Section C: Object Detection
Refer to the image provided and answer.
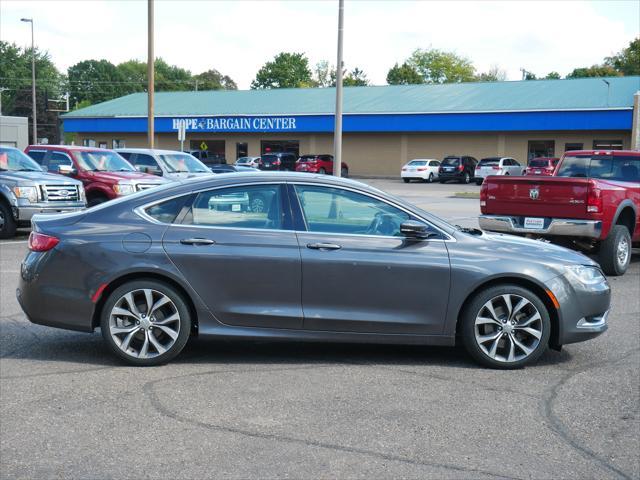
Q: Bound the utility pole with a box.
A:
[21,18,37,144]
[147,0,155,148]
[333,0,344,177]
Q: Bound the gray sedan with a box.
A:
[17,173,610,368]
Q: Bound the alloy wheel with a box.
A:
[617,236,630,269]
[250,196,266,213]
[474,294,543,363]
[108,289,180,359]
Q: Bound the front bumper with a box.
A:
[16,203,86,222]
[479,215,602,239]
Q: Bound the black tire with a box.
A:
[403,178,410,183]
[100,279,192,366]
[319,167,327,175]
[475,179,483,186]
[0,201,17,239]
[462,172,471,184]
[439,179,447,184]
[598,225,631,276]
[341,167,348,178]
[460,284,551,369]
[427,173,434,183]
[88,195,109,207]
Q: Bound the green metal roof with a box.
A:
[64,76,640,118]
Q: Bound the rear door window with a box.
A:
[48,152,74,172]
[26,150,46,164]
[441,157,460,166]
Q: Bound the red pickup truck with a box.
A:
[25,145,167,206]
[479,150,639,276]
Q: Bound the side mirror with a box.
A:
[400,221,436,240]
[58,164,75,175]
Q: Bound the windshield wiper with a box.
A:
[455,225,483,235]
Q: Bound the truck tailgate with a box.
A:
[483,176,591,218]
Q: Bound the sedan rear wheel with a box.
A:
[461,285,550,368]
[100,280,191,366]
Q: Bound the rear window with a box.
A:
[556,155,640,181]
[299,155,317,162]
[479,158,500,166]
[441,157,460,166]
[262,155,277,162]
[529,159,551,168]
[407,161,428,166]
[145,196,187,224]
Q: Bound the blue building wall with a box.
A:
[63,109,632,134]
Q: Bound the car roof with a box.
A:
[116,148,190,155]
[563,150,640,157]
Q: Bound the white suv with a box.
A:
[474,157,524,185]
[401,159,441,183]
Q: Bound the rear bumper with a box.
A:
[479,215,602,239]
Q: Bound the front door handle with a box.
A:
[180,238,216,246]
[306,242,342,251]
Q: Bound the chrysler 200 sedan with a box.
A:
[17,173,610,368]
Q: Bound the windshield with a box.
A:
[74,151,135,172]
[529,159,552,168]
[479,158,500,166]
[236,157,252,164]
[0,147,43,172]
[441,157,460,166]
[158,153,209,173]
[407,160,428,166]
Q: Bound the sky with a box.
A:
[1,0,638,89]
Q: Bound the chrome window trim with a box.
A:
[133,179,455,242]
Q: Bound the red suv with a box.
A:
[525,157,560,176]
[25,145,168,206]
[295,154,349,177]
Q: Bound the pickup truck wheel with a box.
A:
[0,201,17,239]
[461,284,550,369]
[598,225,631,276]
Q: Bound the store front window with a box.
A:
[527,140,555,160]
[261,140,299,157]
[593,140,623,150]
[565,143,583,152]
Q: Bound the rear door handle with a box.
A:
[180,238,215,246]
[306,242,341,251]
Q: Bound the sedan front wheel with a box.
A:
[461,285,550,369]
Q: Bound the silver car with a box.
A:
[17,173,609,368]
[116,148,212,181]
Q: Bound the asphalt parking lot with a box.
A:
[1,179,638,479]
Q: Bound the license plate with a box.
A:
[534,170,541,174]
[524,217,545,229]
[445,167,454,171]
[264,163,270,167]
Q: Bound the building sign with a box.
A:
[171,117,297,132]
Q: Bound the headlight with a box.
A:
[565,265,606,286]
[12,186,39,203]
[113,183,135,196]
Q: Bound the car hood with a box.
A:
[164,171,212,180]
[89,171,169,184]
[0,170,82,185]
[460,231,598,270]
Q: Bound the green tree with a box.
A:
[193,69,237,90]
[475,65,507,82]
[545,71,561,79]
[343,67,369,86]
[154,58,192,91]
[407,48,476,83]
[566,65,620,78]
[313,60,333,87]
[605,37,640,75]
[116,59,146,93]
[0,41,64,143]
[386,62,422,85]
[68,59,126,106]
[251,52,313,89]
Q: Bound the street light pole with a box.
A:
[333,0,344,177]
[147,0,155,148]
[21,18,37,144]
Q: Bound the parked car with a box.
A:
[438,156,478,184]
[25,145,168,207]
[479,150,640,276]
[295,154,349,177]
[259,152,297,171]
[525,157,560,176]
[0,146,85,238]
[401,159,440,183]
[210,164,237,174]
[18,172,610,368]
[474,157,524,185]
[116,148,212,180]
[235,156,261,168]
[183,150,226,168]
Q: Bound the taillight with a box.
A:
[275,159,281,165]
[29,232,60,252]
[492,166,500,170]
[402,167,407,171]
[586,181,602,213]
[480,181,488,208]
[438,167,443,172]
[417,167,427,171]
[458,165,464,171]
